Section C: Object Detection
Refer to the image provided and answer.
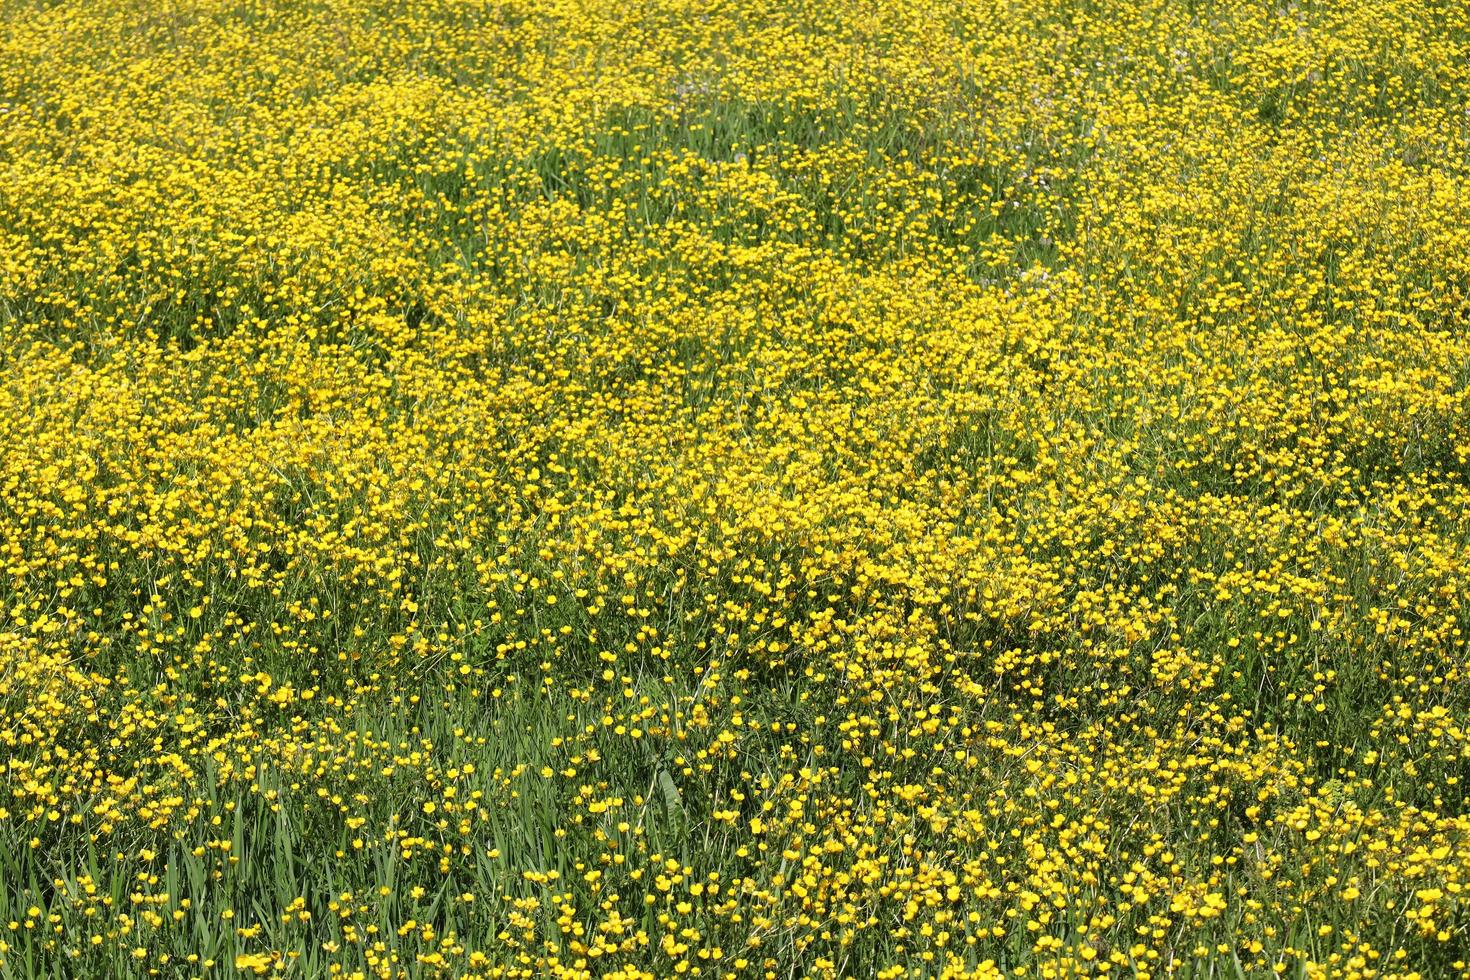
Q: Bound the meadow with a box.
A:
[0,0,1468,976]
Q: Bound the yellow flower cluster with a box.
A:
[1,0,1468,977]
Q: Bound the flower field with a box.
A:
[1,0,1469,976]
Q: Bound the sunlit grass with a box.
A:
[0,0,1468,977]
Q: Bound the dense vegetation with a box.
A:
[1,0,1468,976]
